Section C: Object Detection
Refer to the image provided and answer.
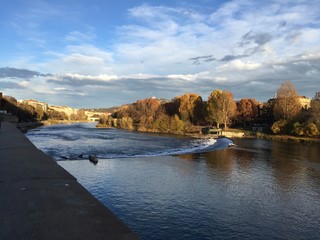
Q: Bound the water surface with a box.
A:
[27,123,320,240]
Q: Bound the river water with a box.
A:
[26,122,320,240]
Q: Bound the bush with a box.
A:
[305,123,319,137]
[118,117,134,130]
[271,120,288,134]
[292,122,304,136]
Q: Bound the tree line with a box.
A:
[99,80,320,137]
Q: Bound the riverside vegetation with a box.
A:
[1,80,319,141]
[98,81,320,141]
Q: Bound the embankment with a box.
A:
[0,122,138,240]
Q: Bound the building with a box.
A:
[298,96,311,109]
[22,99,49,112]
[274,93,311,109]
[49,105,79,117]
[315,92,320,100]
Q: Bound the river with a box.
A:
[26,122,320,240]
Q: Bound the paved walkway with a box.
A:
[0,122,139,240]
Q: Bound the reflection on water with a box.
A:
[27,124,320,240]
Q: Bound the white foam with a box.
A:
[136,138,218,157]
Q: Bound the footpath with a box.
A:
[0,121,139,240]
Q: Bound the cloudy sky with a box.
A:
[1,0,319,108]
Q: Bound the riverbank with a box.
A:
[254,132,320,143]
[0,122,138,240]
[24,120,319,144]
[96,123,320,144]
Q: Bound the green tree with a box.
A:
[271,119,288,134]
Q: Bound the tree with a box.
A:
[177,93,204,125]
[219,91,237,129]
[273,80,301,121]
[309,99,320,129]
[34,105,45,121]
[206,89,223,128]
[237,98,259,126]
[271,119,288,134]
[47,109,68,120]
[304,123,319,136]
[259,99,275,124]
[114,98,161,131]
[98,114,107,125]
[207,90,236,129]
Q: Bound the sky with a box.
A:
[0,0,319,108]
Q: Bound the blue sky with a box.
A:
[1,0,320,108]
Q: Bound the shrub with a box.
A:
[305,123,319,137]
[271,120,287,134]
[292,122,304,136]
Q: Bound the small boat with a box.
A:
[89,154,98,164]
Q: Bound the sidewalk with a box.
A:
[0,122,139,240]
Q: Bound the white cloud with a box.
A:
[65,31,96,43]
[2,0,320,107]
[17,80,30,88]
[63,54,104,65]
[63,73,118,81]
[39,44,114,75]
[219,60,262,71]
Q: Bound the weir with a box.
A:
[0,121,139,240]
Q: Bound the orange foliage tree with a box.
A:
[237,98,259,126]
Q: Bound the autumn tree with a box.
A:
[309,99,320,129]
[162,98,180,117]
[219,91,237,129]
[273,80,301,121]
[1,97,35,121]
[47,109,68,120]
[117,98,162,131]
[76,109,87,121]
[259,99,275,124]
[34,105,45,121]
[237,98,259,126]
[206,89,223,128]
[98,114,107,125]
[176,93,204,125]
[207,90,236,129]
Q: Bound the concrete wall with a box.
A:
[222,131,245,138]
[0,122,139,240]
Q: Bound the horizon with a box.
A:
[1,0,319,108]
